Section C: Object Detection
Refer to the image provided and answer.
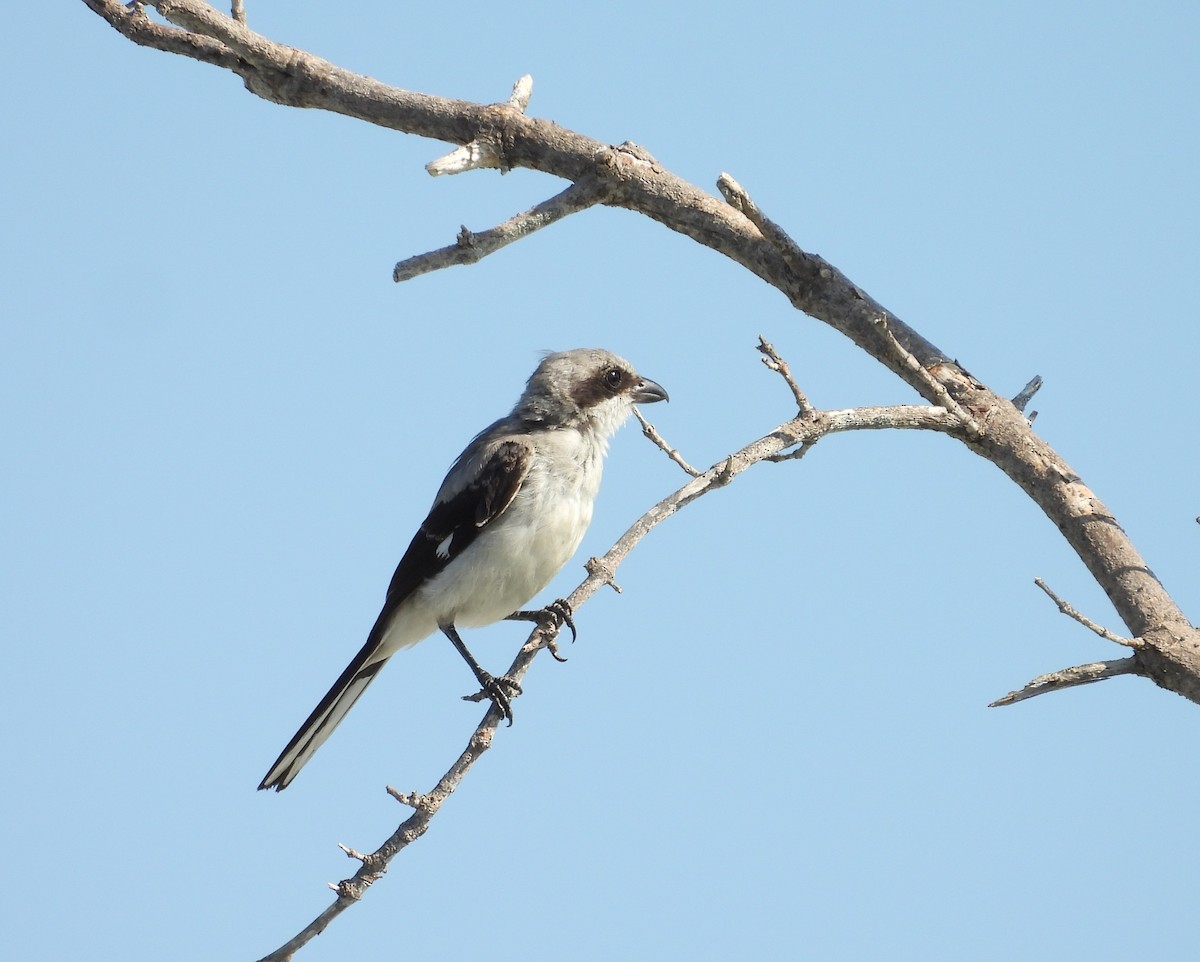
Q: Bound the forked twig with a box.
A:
[757,336,813,414]
[989,579,1142,708]
[633,407,701,477]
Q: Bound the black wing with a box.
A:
[379,436,534,610]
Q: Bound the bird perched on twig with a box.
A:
[259,348,668,791]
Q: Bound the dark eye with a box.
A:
[603,368,625,390]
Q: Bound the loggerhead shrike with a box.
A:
[259,348,668,791]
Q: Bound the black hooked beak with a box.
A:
[632,377,669,404]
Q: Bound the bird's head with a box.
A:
[515,348,668,436]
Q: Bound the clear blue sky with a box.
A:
[5,2,1199,960]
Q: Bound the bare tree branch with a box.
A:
[989,580,1144,708]
[989,658,1139,708]
[79,2,1200,953]
[393,179,610,281]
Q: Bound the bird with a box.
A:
[258,348,668,791]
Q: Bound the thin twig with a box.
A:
[1034,578,1140,648]
[633,407,701,477]
[394,180,609,282]
[230,0,244,24]
[757,336,813,414]
[988,657,1139,707]
[873,313,984,437]
[337,844,367,863]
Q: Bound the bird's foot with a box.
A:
[507,598,576,662]
[543,598,577,641]
[462,672,522,726]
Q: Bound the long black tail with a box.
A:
[257,644,389,792]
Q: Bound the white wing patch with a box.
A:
[436,535,453,559]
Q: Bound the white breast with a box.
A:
[416,425,605,630]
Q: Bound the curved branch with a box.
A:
[82,1,1200,948]
[989,658,1140,708]
[255,374,969,958]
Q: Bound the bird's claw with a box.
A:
[506,599,577,662]
[463,672,522,726]
[540,599,576,662]
[543,598,577,643]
